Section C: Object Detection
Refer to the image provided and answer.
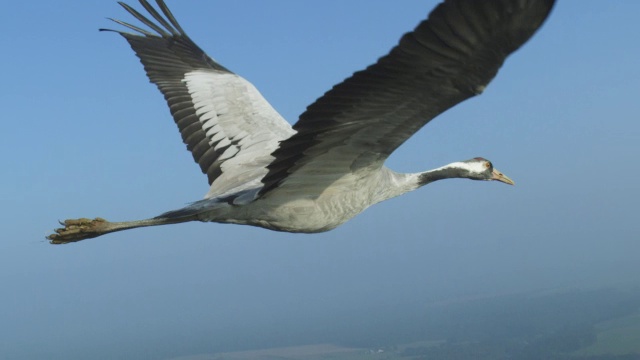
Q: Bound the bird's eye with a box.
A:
[484,161,492,169]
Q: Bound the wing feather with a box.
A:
[104,0,294,198]
[260,0,555,197]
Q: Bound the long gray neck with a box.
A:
[377,164,470,203]
[417,165,469,186]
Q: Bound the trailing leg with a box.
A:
[47,215,197,244]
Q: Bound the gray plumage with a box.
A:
[48,0,554,244]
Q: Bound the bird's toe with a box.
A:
[47,217,109,244]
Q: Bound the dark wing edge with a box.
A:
[101,0,243,186]
[259,0,555,197]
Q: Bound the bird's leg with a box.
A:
[47,216,196,245]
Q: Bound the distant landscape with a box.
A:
[171,286,640,360]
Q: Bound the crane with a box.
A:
[48,0,555,244]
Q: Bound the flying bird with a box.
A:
[48,0,555,244]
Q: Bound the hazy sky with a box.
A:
[1,1,639,359]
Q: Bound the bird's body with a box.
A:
[165,166,408,233]
[48,0,555,244]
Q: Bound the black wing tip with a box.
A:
[105,0,182,38]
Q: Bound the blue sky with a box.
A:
[1,1,639,359]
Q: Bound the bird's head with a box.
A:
[457,157,515,185]
[417,157,515,186]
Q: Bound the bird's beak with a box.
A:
[492,168,515,185]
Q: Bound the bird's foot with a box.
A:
[47,217,110,244]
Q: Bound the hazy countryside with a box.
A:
[167,285,640,360]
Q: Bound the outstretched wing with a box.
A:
[105,0,294,198]
[260,0,555,198]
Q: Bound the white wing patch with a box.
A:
[183,70,295,198]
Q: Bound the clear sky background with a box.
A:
[1,1,639,359]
